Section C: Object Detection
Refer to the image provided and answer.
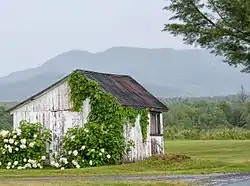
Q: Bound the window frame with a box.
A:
[150,111,162,136]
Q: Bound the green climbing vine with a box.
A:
[67,71,149,145]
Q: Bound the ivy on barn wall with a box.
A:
[67,71,149,143]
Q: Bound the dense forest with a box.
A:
[1,88,250,139]
[162,87,250,130]
[160,87,250,139]
[163,100,250,130]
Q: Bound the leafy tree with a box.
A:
[0,106,12,130]
[163,94,250,130]
[237,85,249,103]
[239,102,250,128]
[218,100,233,125]
[163,0,250,72]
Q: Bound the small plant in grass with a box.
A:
[0,120,51,170]
[148,154,191,163]
[50,122,135,169]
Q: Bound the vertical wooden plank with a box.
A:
[12,81,72,113]
[122,123,131,162]
[145,112,151,157]
[50,111,67,155]
[160,112,164,154]
[13,113,17,129]
[82,98,90,124]
[52,112,58,153]
[64,111,72,132]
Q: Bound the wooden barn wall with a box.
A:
[11,81,71,113]
[151,136,164,154]
[123,112,151,162]
[11,81,164,161]
[11,81,91,154]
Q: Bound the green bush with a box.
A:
[51,122,135,169]
[0,119,136,170]
[0,120,51,169]
[164,127,250,140]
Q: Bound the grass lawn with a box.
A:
[0,181,189,186]
[0,140,249,184]
[165,140,250,163]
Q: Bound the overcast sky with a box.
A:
[0,0,190,77]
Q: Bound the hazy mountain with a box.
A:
[1,47,250,101]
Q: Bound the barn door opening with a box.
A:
[150,111,162,155]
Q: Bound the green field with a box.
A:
[165,140,250,163]
[0,140,249,185]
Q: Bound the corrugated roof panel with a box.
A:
[81,70,167,111]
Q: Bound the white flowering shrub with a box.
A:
[0,120,51,169]
[50,122,120,169]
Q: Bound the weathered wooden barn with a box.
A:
[8,69,168,162]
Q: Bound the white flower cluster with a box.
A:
[3,157,46,170]
[0,123,114,171]
[51,146,111,169]
[0,127,49,170]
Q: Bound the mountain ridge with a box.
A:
[0,47,250,101]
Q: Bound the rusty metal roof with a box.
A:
[81,70,168,111]
[8,69,168,112]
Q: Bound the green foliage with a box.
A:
[163,0,250,72]
[139,109,149,142]
[163,93,250,140]
[164,98,250,130]
[0,106,12,130]
[165,127,250,140]
[0,120,51,169]
[164,100,231,130]
[51,122,125,169]
[66,71,148,166]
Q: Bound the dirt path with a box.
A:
[0,173,249,186]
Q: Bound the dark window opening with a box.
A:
[150,112,161,135]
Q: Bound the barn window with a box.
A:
[150,112,161,135]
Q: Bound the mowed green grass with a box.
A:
[0,140,249,181]
[165,140,250,163]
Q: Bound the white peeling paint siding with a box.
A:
[151,136,164,154]
[11,82,71,113]
[10,80,164,162]
[10,81,91,154]
[123,112,164,162]
[160,112,165,154]
[123,114,151,162]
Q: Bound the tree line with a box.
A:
[163,88,250,130]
